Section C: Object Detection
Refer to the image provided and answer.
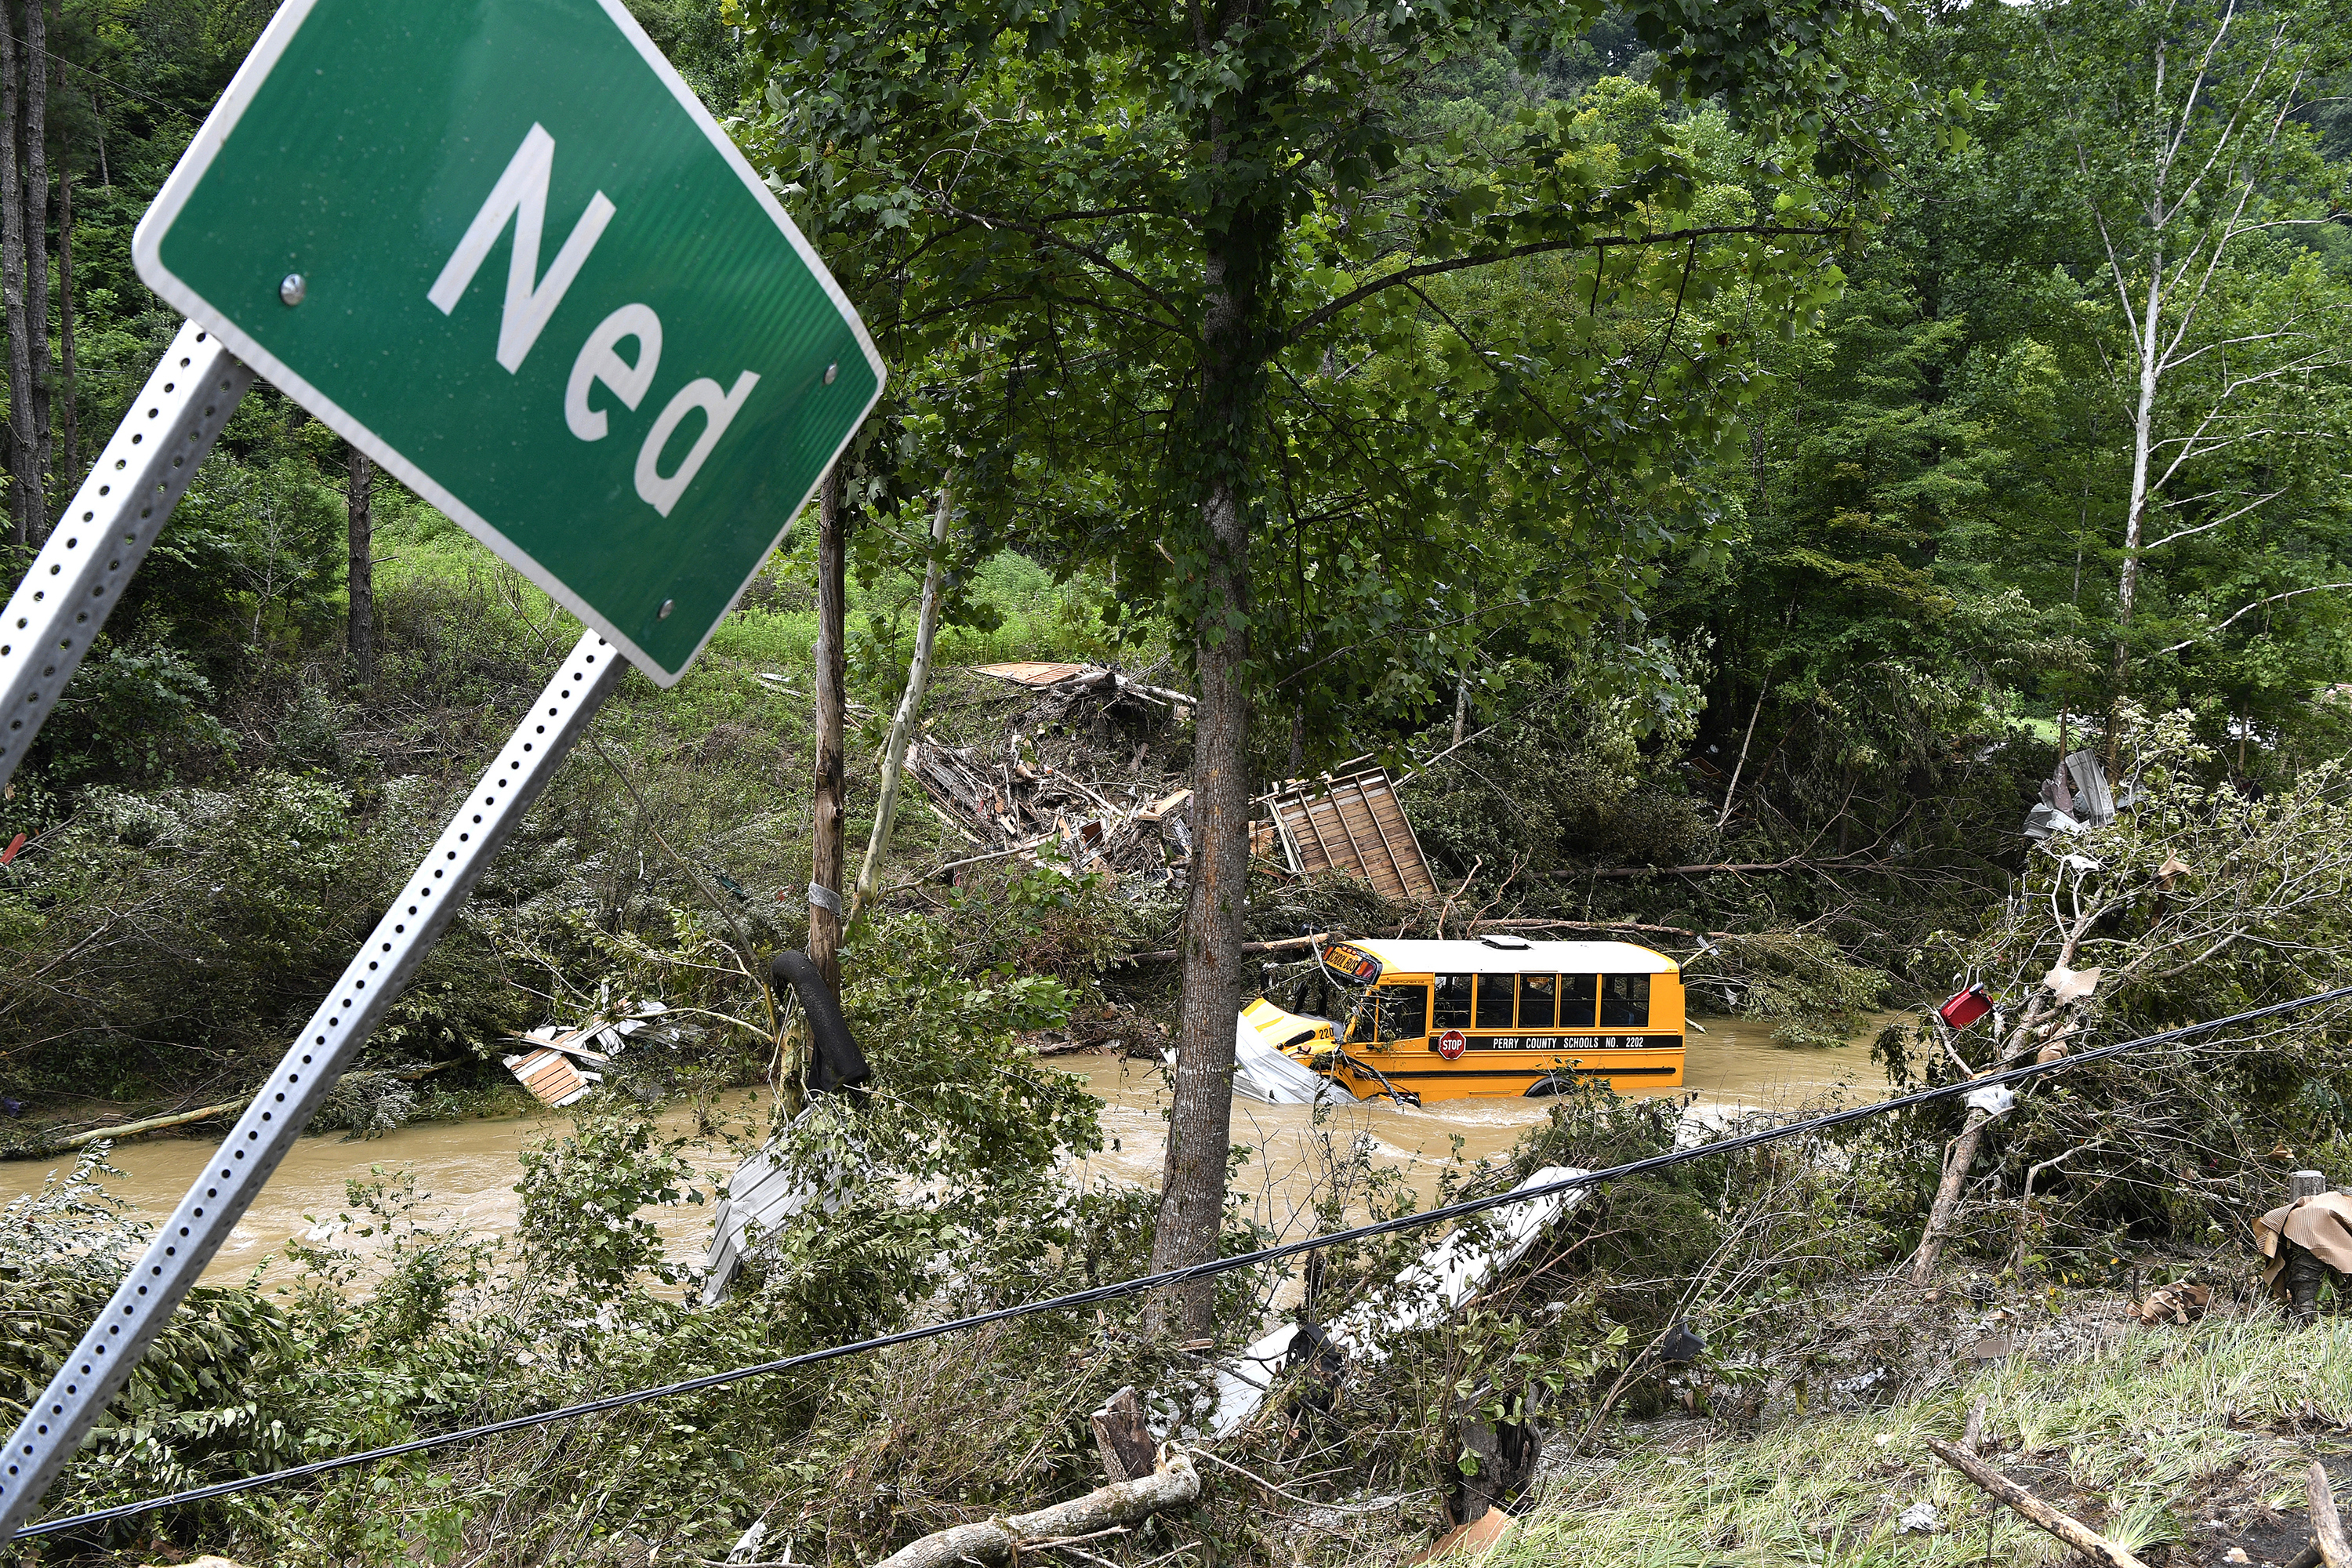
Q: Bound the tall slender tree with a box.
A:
[806,462,849,998]
[746,0,1889,1330]
[20,0,48,533]
[0,9,31,546]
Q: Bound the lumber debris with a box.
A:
[873,1450,1200,1568]
[500,1001,677,1108]
[1259,759,1438,900]
[1926,1436,2150,1568]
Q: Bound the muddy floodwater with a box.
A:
[2,1012,1901,1287]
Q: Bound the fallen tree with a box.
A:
[874,1451,1200,1568]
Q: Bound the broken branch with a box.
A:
[2310,1461,2351,1568]
[873,1453,1200,1568]
[1927,1437,2150,1568]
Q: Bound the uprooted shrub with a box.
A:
[1886,708,2352,1274]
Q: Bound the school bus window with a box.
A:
[1376,986,1428,1042]
[1518,974,1556,1029]
[1434,975,1473,1029]
[1475,974,1515,1030]
[1602,972,1650,1028]
[1562,974,1598,1029]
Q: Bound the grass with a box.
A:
[1492,1306,2350,1567]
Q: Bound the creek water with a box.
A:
[2,1011,1902,1287]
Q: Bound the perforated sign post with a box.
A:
[0,0,879,1535]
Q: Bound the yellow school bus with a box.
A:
[1243,934,1686,1103]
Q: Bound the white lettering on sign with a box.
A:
[566,303,662,441]
[429,124,616,373]
[635,371,759,516]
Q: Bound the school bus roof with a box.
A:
[1330,938,1678,977]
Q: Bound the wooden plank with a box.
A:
[1267,767,1436,898]
[1337,773,1412,897]
[971,660,1095,688]
[1362,778,1438,897]
[1281,791,1343,877]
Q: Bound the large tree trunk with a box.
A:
[53,163,70,485]
[0,13,30,546]
[1149,188,1271,1334]
[21,0,48,539]
[851,479,952,924]
[346,442,376,686]
[806,460,848,997]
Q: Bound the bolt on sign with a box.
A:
[132,0,884,683]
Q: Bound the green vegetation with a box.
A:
[0,0,2347,1561]
[1498,1308,2352,1567]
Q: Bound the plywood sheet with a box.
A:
[971,660,1097,688]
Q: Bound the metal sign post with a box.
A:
[0,630,623,1532]
[0,322,252,794]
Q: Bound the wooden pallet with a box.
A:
[1263,763,1438,901]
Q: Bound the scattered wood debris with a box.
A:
[1261,760,1438,900]
[499,1001,675,1108]
[908,730,1194,886]
[971,659,1194,714]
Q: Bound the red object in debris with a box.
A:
[1939,984,1991,1029]
[0,833,24,866]
[1436,1029,1468,1061]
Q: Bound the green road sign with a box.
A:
[132,0,884,684]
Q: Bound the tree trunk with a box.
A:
[851,479,951,924]
[806,460,848,997]
[21,0,49,539]
[2109,250,2163,769]
[346,442,376,686]
[1908,989,2061,1283]
[875,1454,1200,1568]
[53,163,70,485]
[0,13,30,547]
[1149,182,1271,1331]
[1150,477,1254,1334]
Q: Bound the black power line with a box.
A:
[16,983,2352,1541]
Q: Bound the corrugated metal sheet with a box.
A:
[1265,764,1438,901]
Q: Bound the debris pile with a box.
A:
[500,1001,677,1108]
[906,661,1203,887]
[2023,747,2137,840]
[906,667,1439,915]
